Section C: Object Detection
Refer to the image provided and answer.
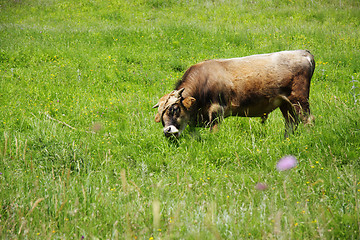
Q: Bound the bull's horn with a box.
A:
[152,103,159,108]
[176,88,185,98]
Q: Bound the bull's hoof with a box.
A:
[304,115,315,126]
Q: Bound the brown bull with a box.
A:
[153,50,315,138]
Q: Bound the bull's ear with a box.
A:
[153,102,159,108]
[155,113,161,122]
[182,97,196,110]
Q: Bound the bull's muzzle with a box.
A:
[163,125,179,138]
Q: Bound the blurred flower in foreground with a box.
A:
[91,122,102,133]
[255,182,268,191]
[276,155,297,171]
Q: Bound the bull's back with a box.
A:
[218,50,313,80]
[213,50,314,116]
[217,50,312,92]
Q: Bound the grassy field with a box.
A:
[1,0,360,239]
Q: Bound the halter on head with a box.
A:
[154,88,185,122]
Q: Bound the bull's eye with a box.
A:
[169,105,180,116]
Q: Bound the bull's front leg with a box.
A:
[261,113,268,124]
[208,103,225,132]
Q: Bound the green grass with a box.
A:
[1,0,360,239]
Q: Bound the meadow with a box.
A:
[0,0,359,239]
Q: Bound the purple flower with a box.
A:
[255,182,268,191]
[276,155,297,171]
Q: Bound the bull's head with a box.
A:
[153,88,196,138]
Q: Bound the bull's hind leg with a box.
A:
[289,73,314,125]
[279,97,300,138]
[291,100,315,125]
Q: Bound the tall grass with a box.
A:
[1,0,359,238]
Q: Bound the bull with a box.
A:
[153,50,315,138]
